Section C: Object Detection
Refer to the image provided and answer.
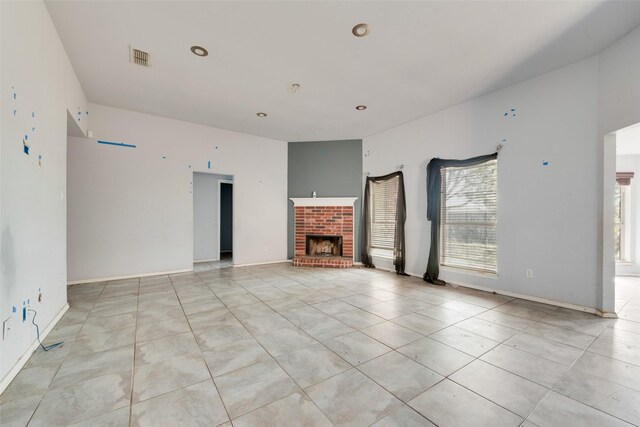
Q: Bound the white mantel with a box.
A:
[289,197,358,207]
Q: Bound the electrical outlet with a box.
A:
[526,269,534,278]
[3,317,13,340]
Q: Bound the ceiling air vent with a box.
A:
[130,47,150,67]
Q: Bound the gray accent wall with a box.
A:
[288,139,363,261]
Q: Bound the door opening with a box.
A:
[193,172,233,270]
[613,123,640,315]
[219,179,233,264]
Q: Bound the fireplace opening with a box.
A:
[306,235,343,257]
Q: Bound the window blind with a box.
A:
[440,160,497,273]
[371,176,399,253]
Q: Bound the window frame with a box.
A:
[439,160,498,275]
[615,182,631,263]
[369,178,398,259]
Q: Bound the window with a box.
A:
[440,160,497,273]
[615,181,630,262]
[370,176,399,258]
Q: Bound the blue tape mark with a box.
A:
[27,299,30,304]
[12,306,16,313]
[13,92,16,100]
[23,143,30,155]
[543,161,549,166]
[208,161,211,169]
[97,140,136,148]
[24,134,28,141]
[504,112,508,117]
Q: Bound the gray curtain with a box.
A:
[361,171,408,275]
[424,153,498,285]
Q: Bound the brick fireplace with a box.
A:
[290,197,357,268]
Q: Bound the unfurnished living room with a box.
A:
[1,1,640,426]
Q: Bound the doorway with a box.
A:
[193,172,233,270]
[219,179,233,266]
[613,123,640,316]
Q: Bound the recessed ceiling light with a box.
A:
[256,112,267,117]
[352,23,370,37]
[190,46,208,57]
[355,105,367,111]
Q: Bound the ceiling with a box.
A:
[45,1,640,142]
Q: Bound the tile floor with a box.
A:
[1,264,639,426]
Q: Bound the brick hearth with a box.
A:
[290,198,357,268]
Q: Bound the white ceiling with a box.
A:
[45,1,640,142]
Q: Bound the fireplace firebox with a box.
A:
[306,235,342,257]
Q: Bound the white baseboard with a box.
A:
[234,259,292,267]
[400,271,616,318]
[194,258,219,263]
[0,303,69,394]
[67,268,192,285]
[443,279,615,318]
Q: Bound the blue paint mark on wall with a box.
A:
[97,140,136,148]
[543,161,549,166]
[208,161,211,169]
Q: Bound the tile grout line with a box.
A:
[23,283,104,426]
[170,271,236,426]
[127,277,141,427]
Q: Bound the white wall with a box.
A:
[193,172,231,261]
[1,1,88,384]
[364,57,601,309]
[67,103,287,282]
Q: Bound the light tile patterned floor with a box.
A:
[1,264,639,426]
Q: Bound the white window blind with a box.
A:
[370,176,399,257]
[441,160,497,274]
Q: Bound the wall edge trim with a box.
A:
[68,268,192,285]
[396,270,616,318]
[234,259,292,267]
